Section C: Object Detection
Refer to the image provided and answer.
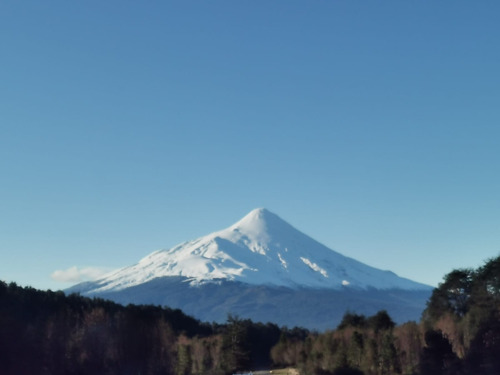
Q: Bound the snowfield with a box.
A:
[85,208,430,294]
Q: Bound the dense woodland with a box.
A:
[0,280,293,375]
[1,255,500,375]
[272,255,500,375]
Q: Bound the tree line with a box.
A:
[1,254,500,374]
[0,281,307,375]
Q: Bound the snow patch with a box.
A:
[278,253,288,269]
[300,257,329,278]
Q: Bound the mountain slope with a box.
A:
[71,278,430,331]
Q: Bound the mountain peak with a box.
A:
[248,207,270,215]
[233,207,270,225]
[84,209,431,293]
[230,208,290,239]
[234,208,278,224]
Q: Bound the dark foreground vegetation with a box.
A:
[0,280,297,375]
[272,255,500,375]
[1,255,499,375]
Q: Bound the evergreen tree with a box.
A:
[337,312,367,330]
[419,330,462,375]
[368,310,395,333]
[176,344,192,375]
[425,269,473,322]
[221,315,251,374]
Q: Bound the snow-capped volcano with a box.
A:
[86,208,429,293]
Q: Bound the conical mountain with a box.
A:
[81,208,429,294]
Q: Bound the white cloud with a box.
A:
[51,266,114,283]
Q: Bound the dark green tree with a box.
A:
[368,310,395,333]
[221,315,251,374]
[419,330,462,375]
[379,332,400,375]
[425,269,474,321]
[337,312,367,330]
[465,318,500,375]
[348,331,364,369]
[176,344,192,375]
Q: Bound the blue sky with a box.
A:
[1,1,499,290]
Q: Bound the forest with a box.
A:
[1,255,499,375]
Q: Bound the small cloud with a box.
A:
[51,266,114,283]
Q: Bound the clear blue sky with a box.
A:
[1,1,499,291]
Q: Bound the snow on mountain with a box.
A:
[86,208,429,293]
[68,208,433,329]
